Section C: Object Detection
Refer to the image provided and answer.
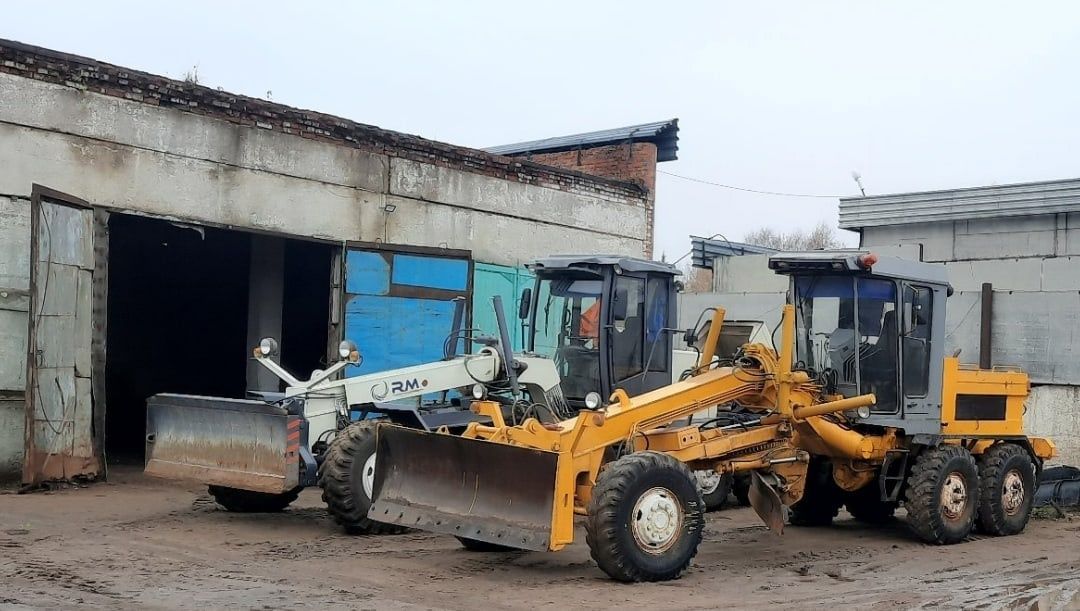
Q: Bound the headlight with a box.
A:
[338,340,359,361]
[584,391,602,410]
[257,338,278,357]
[472,383,487,400]
[856,406,871,419]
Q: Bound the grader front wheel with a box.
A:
[319,420,406,535]
[905,445,979,544]
[585,452,705,582]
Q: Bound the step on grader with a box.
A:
[369,251,1055,581]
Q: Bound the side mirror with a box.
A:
[518,288,532,320]
[612,288,629,321]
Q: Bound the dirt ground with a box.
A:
[1,469,1078,610]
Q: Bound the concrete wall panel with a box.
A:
[0,73,390,194]
[389,158,647,241]
[1025,385,1080,467]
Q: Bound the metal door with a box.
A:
[23,187,101,484]
[343,246,472,376]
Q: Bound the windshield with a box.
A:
[794,276,898,409]
[530,275,602,400]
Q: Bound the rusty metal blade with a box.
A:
[749,470,785,534]
[369,425,558,551]
[144,394,298,494]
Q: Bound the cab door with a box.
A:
[603,272,675,397]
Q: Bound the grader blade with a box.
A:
[749,470,786,534]
[369,425,559,551]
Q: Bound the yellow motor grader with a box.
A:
[368,251,1055,582]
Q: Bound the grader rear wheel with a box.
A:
[319,420,406,535]
[695,470,734,512]
[208,485,301,512]
[904,445,979,544]
[845,480,897,524]
[585,452,705,582]
[976,443,1036,536]
[789,457,843,526]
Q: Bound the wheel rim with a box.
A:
[694,470,722,495]
[361,452,376,500]
[940,472,968,520]
[1002,469,1025,516]
[631,487,683,554]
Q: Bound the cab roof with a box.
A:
[529,255,681,276]
[768,250,951,287]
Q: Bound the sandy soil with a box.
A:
[1,469,1078,610]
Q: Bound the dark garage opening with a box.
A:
[104,214,334,464]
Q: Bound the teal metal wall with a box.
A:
[471,262,534,351]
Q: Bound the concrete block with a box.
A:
[713,255,785,293]
[35,314,76,369]
[0,309,27,391]
[0,196,30,291]
[1063,228,1080,255]
[73,376,93,458]
[0,398,24,481]
[37,264,79,317]
[0,73,390,194]
[959,215,1056,235]
[943,259,1043,292]
[954,229,1056,260]
[862,223,955,262]
[1024,385,1080,467]
[1041,257,1080,291]
[74,269,92,378]
[388,158,645,237]
[38,202,93,268]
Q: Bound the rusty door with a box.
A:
[23,186,101,484]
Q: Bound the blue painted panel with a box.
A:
[345,251,390,296]
[472,262,534,351]
[344,294,458,375]
[392,254,469,291]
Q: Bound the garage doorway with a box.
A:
[103,214,335,464]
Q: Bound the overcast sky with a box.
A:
[6,2,1079,261]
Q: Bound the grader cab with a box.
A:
[368,251,1054,582]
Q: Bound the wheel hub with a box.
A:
[1002,469,1025,516]
[361,452,377,499]
[631,487,682,554]
[694,470,722,495]
[940,472,968,520]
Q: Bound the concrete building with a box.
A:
[679,179,1080,465]
[0,39,677,483]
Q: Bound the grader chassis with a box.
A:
[369,251,1055,581]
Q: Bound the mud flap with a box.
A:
[144,394,299,494]
[749,470,786,534]
[369,425,558,551]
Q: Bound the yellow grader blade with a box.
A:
[369,425,559,551]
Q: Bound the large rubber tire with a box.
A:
[454,536,518,552]
[904,445,979,545]
[844,480,897,524]
[585,451,705,582]
[975,443,1036,536]
[732,473,751,507]
[319,420,406,535]
[697,471,734,512]
[208,485,301,513]
[789,458,843,527]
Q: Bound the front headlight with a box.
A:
[472,383,487,400]
[856,405,871,419]
[584,391,602,410]
[257,337,278,357]
[338,340,359,361]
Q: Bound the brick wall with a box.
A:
[522,143,659,256]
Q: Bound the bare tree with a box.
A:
[743,221,842,251]
[680,265,713,294]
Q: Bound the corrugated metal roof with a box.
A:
[839,177,1080,229]
[690,236,776,268]
[485,119,679,162]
